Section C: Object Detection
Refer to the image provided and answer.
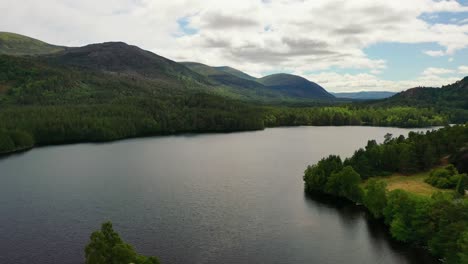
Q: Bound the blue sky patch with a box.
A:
[419,11,468,24]
[176,16,198,36]
[364,42,468,80]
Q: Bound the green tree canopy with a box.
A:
[85,222,160,264]
[363,179,387,218]
[325,166,363,202]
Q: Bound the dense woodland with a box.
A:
[263,106,447,127]
[303,125,468,263]
[0,54,456,154]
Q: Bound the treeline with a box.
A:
[345,125,468,177]
[264,106,448,128]
[303,125,468,263]
[0,103,450,154]
[0,94,265,153]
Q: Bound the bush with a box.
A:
[425,165,463,190]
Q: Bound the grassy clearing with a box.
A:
[362,171,450,197]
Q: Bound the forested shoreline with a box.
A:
[0,102,450,155]
[303,124,468,263]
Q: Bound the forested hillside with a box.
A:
[49,42,207,82]
[369,77,468,123]
[0,54,266,153]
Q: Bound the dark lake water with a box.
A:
[0,126,440,264]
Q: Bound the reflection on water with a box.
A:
[304,192,438,264]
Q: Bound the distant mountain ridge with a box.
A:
[0,32,334,101]
[2,32,465,106]
[332,91,396,100]
[182,62,334,100]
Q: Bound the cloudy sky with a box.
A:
[2,0,468,92]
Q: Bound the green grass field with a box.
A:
[383,172,447,196]
[362,171,451,197]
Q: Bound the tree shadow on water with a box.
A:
[303,191,365,230]
[303,190,440,264]
[364,218,440,264]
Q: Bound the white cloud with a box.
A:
[459,65,468,75]
[1,0,468,91]
[307,65,467,93]
[423,50,445,56]
[422,67,455,76]
[306,71,462,92]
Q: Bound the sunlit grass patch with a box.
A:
[363,171,450,197]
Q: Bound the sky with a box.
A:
[1,0,468,92]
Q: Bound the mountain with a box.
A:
[182,63,335,100]
[332,91,396,100]
[0,32,335,102]
[258,73,334,99]
[0,32,65,55]
[0,31,340,103]
[47,42,207,83]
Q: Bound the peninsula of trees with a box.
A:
[303,124,468,263]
